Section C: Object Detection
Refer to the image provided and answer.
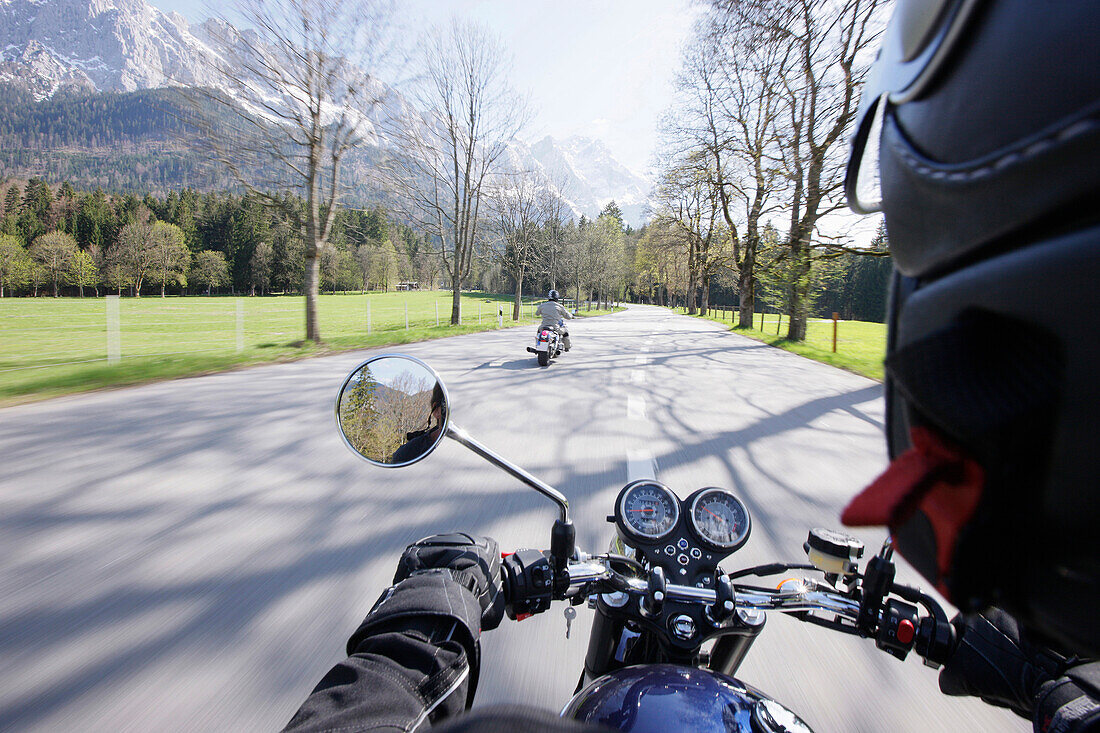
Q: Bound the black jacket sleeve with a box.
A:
[283,572,483,732]
[1034,662,1100,733]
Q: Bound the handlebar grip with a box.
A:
[915,616,957,666]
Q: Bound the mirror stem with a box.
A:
[446,423,570,523]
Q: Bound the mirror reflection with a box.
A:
[337,356,449,466]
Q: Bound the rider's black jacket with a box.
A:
[391,429,438,465]
[284,573,1100,733]
[282,572,600,732]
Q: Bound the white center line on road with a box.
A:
[627,449,657,482]
[627,394,646,420]
[630,370,645,384]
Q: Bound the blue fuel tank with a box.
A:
[560,664,812,733]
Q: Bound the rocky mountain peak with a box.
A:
[0,0,655,225]
[0,0,222,98]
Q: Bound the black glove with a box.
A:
[394,532,504,631]
[939,608,1064,719]
[1033,662,1100,733]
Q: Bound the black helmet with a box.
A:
[548,289,560,302]
[844,0,1100,656]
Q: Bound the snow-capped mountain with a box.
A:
[0,0,226,96]
[528,135,650,226]
[0,0,654,226]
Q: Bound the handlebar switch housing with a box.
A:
[858,551,896,636]
[502,549,554,619]
[641,567,667,618]
[876,598,920,660]
[706,575,736,626]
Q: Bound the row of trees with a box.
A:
[0,168,890,322]
[649,0,888,340]
[0,225,230,298]
[0,177,440,298]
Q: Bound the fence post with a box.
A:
[236,298,244,353]
[776,310,781,335]
[832,312,839,352]
[106,295,120,365]
[498,305,503,327]
[367,297,372,334]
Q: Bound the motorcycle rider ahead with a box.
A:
[285,1,1100,731]
[535,290,574,352]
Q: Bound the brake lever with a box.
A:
[856,539,896,637]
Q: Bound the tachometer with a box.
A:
[689,488,751,552]
[618,481,680,541]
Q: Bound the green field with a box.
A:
[0,291,616,404]
[672,306,887,380]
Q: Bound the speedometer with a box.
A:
[618,481,680,541]
[689,488,751,552]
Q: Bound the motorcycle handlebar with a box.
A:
[563,559,861,620]
[503,552,954,664]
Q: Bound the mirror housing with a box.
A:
[335,354,449,467]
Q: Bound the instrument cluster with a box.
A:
[613,480,751,587]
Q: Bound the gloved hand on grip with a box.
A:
[394,532,505,631]
[939,608,1064,719]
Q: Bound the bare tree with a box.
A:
[487,170,547,320]
[192,0,394,340]
[532,169,574,293]
[635,220,685,306]
[561,219,597,307]
[250,240,274,295]
[771,0,883,340]
[682,8,791,326]
[355,243,374,292]
[652,150,726,314]
[381,19,528,324]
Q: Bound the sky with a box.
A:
[149,0,703,181]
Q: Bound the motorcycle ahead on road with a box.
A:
[336,354,958,733]
[527,323,563,367]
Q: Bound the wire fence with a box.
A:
[0,292,625,401]
[0,292,560,377]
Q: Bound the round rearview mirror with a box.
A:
[336,355,450,467]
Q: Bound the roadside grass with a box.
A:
[670,306,886,380]
[0,291,622,405]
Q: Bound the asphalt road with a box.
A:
[0,304,1019,732]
